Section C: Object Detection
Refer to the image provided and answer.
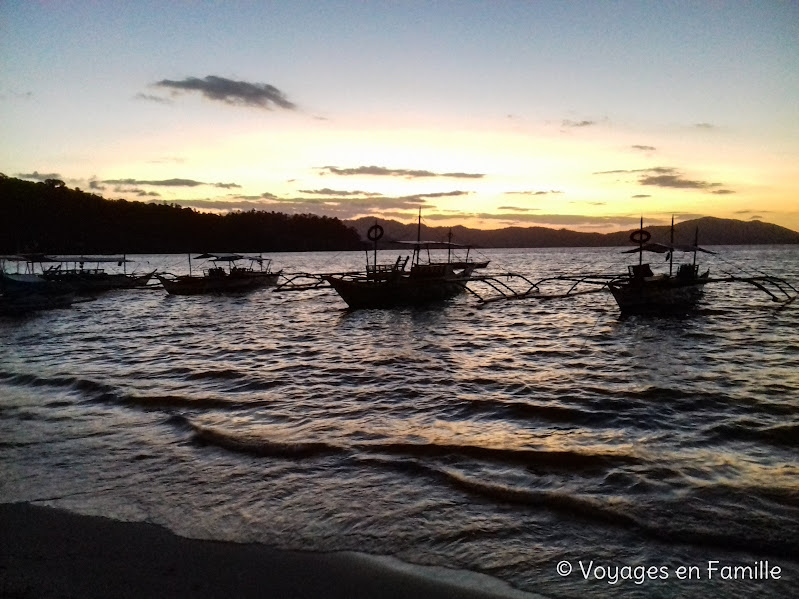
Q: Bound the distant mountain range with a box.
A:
[346,216,799,248]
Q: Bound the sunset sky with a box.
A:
[2,1,797,232]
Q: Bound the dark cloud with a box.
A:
[632,145,656,151]
[319,165,484,179]
[163,189,473,219]
[17,171,62,181]
[414,191,470,199]
[134,93,173,105]
[433,213,656,227]
[639,174,722,190]
[562,119,595,128]
[504,190,563,196]
[153,75,296,110]
[298,188,384,197]
[632,194,651,198]
[101,178,239,189]
[710,189,735,195]
[594,166,675,175]
[102,178,205,187]
[497,206,539,212]
[595,166,731,193]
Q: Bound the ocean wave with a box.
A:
[703,419,799,448]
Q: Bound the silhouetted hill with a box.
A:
[347,216,799,248]
[0,175,362,253]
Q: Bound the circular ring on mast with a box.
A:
[630,229,651,244]
[367,224,384,242]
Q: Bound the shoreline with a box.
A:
[1,502,541,599]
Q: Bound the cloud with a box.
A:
[102,178,206,187]
[562,119,595,128]
[639,174,722,189]
[497,206,539,212]
[153,75,296,110]
[298,188,384,197]
[100,178,239,189]
[632,194,651,198]
[444,213,658,227]
[504,190,563,196]
[319,165,484,179]
[17,171,62,181]
[414,190,470,199]
[632,145,656,151]
[694,123,715,129]
[134,93,173,105]
[161,188,476,220]
[595,166,731,193]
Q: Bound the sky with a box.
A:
[2,1,798,232]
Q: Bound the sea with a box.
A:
[1,246,798,599]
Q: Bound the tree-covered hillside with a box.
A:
[0,175,362,253]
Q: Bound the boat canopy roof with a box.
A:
[622,242,715,255]
[194,253,268,263]
[394,240,470,249]
[30,255,131,263]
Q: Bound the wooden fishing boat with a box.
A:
[0,272,76,314]
[156,254,281,295]
[322,215,488,309]
[32,255,155,292]
[607,218,711,314]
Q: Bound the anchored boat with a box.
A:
[319,215,488,309]
[473,218,797,313]
[608,218,711,314]
[156,253,281,295]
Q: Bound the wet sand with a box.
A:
[0,503,539,598]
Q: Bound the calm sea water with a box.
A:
[2,246,798,598]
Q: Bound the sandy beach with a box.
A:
[1,503,539,599]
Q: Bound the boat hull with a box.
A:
[156,272,280,296]
[41,270,155,292]
[323,275,468,309]
[608,277,708,314]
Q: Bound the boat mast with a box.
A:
[373,220,378,271]
[413,208,421,266]
[638,216,644,267]
[188,252,192,277]
[693,226,698,268]
[447,228,452,264]
[669,216,674,277]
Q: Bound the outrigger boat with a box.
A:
[278,214,489,309]
[0,259,77,315]
[472,218,797,313]
[2,254,154,294]
[156,253,281,295]
[37,255,155,292]
[607,218,711,314]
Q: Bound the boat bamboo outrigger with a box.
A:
[472,217,797,313]
[276,212,490,309]
[156,253,281,295]
[322,214,489,309]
